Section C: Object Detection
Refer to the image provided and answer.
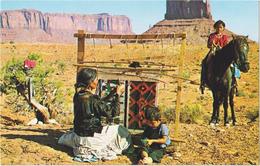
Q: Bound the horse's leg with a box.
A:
[210,91,218,125]
[215,100,220,125]
[230,87,236,125]
[216,92,223,125]
[216,98,221,125]
[223,95,229,126]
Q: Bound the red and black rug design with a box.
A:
[128,81,157,129]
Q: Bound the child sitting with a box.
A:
[138,106,171,164]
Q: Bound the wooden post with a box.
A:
[124,80,130,128]
[92,38,96,48]
[28,77,33,103]
[109,38,112,48]
[77,30,85,75]
[174,34,186,139]
[160,38,163,49]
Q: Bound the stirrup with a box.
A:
[235,87,239,96]
[200,84,205,94]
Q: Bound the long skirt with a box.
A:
[58,125,132,161]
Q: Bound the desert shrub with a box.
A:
[182,71,190,79]
[160,104,205,124]
[246,107,259,122]
[57,112,74,125]
[180,104,203,124]
[160,105,175,123]
[0,53,66,119]
[28,53,40,60]
[55,61,66,74]
[236,90,246,97]
[202,114,211,124]
[248,93,257,99]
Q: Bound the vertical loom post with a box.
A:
[124,80,130,128]
[77,30,85,75]
[174,34,186,138]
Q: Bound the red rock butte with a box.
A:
[0,9,133,43]
[145,0,234,44]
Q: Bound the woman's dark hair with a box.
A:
[76,68,97,87]
[145,106,161,121]
[214,20,226,29]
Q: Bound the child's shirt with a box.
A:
[207,32,229,48]
[142,123,171,148]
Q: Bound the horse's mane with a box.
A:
[217,37,248,60]
[212,38,237,78]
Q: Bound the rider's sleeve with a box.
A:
[207,33,215,48]
[223,35,229,46]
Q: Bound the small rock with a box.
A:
[200,141,210,146]
[173,152,181,159]
[167,156,173,160]
[27,118,38,126]
[48,119,59,125]
[38,121,43,125]
[234,152,239,157]
[216,128,225,132]
[248,160,256,165]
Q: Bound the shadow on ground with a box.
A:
[1,127,73,157]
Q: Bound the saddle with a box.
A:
[204,48,237,88]
[202,46,225,91]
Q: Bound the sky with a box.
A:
[1,0,259,42]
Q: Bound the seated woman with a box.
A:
[138,106,171,164]
[58,68,131,162]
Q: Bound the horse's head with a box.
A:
[232,35,250,72]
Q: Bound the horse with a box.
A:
[204,35,250,126]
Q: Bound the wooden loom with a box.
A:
[74,30,190,138]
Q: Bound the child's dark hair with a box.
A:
[76,68,97,87]
[214,20,225,29]
[145,106,161,121]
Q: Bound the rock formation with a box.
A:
[145,0,234,45]
[165,0,212,20]
[0,9,133,43]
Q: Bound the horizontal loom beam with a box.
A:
[74,33,187,40]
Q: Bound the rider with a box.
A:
[200,20,234,94]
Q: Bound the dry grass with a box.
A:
[0,42,259,164]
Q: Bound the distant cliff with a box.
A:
[144,0,233,45]
[0,9,133,43]
[165,0,212,20]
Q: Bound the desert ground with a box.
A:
[0,41,259,164]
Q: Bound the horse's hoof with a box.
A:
[232,122,236,126]
[210,123,216,128]
[224,123,230,127]
[210,119,217,124]
[215,122,219,126]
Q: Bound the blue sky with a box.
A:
[1,0,259,42]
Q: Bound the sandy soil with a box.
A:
[0,42,259,164]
